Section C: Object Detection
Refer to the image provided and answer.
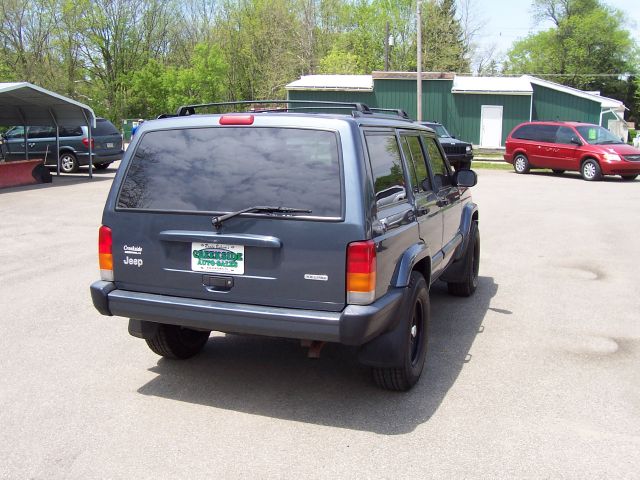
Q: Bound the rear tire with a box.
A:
[552,169,565,175]
[59,152,79,173]
[513,154,530,174]
[581,159,602,181]
[620,175,637,181]
[145,324,210,359]
[372,271,429,391]
[447,221,480,297]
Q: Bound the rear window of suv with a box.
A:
[117,127,342,217]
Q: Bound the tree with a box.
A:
[503,0,638,121]
[421,0,470,72]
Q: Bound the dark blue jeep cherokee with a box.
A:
[91,101,479,391]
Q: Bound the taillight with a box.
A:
[82,137,95,149]
[99,225,113,281]
[219,115,254,125]
[346,240,376,305]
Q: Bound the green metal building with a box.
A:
[286,72,627,147]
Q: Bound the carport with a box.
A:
[0,82,97,180]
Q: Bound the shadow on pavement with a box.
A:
[137,276,498,435]
[0,170,114,193]
[527,171,636,182]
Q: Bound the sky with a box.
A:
[475,0,640,60]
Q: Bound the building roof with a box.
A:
[372,71,455,80]
[523,75,623,110]
[0,82,95,127]
[285,73,625,111]
[286,75,373,91]
[452,76,533,95]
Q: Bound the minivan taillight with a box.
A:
[82,137,95,149]
[346,240,376,305]
[99,225,113,281]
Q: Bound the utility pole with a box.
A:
[384,21,390,71]
[416,0,423,121]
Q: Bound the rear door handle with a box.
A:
[437,199,448,207]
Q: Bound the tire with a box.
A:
[620,175,637,181]
[372,271,429,391]
[581,159,602,181]
[552,169,565,175]
[94,163,111,170]
[59,152,79,173]
[145,324,210,359]
[513,153,530,174]
[447,221,480,297]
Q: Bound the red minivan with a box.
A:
[504,121,640,181]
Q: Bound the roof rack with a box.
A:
[172,100,373,117]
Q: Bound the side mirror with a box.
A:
[455,169,477,187]
[570,136,582,146]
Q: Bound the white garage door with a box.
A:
[480,105,503,147]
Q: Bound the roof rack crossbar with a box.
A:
[369,108,411,119]
[174,99,372,116]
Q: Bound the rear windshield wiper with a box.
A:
[213,206,312,229]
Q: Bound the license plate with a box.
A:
[191,243,244,274]
[106,142,114,148]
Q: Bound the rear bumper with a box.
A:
[90,281,405,346]
[77,151,124,165]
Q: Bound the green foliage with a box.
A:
[422,0,470,72]
[318,47,366,74]
[503,0,639,120]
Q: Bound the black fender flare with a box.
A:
[391,241,430,288]
[455,202,478,261]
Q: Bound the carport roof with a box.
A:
[0,82,95,127]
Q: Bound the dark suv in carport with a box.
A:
[90,101,480,391]
[419,121,473,170]
[1,118,123,172]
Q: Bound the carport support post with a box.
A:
[49,109,60,176]
[17,107,29,161]
[82,110,93,179]
[416,0,423,122]
[24,125,29,161]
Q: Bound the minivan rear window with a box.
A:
[92,119,119,136]
[117,127,342,217]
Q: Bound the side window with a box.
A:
[422,136,452,190]
[61,126,83,137]
[513,125,535,140]
[526,124,558,143]
[6,127,25,139]
[556,126,575,144]
[27,126,55,139]
[365,133,407,208]
[400,135,432,193]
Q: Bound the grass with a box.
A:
[472,161,513,170]
[474,153,505,160]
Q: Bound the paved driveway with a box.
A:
[0,169,638,479]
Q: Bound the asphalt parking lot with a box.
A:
[1,167,639,479]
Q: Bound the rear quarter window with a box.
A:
[117,127,342,218]
[364,133,407,208]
